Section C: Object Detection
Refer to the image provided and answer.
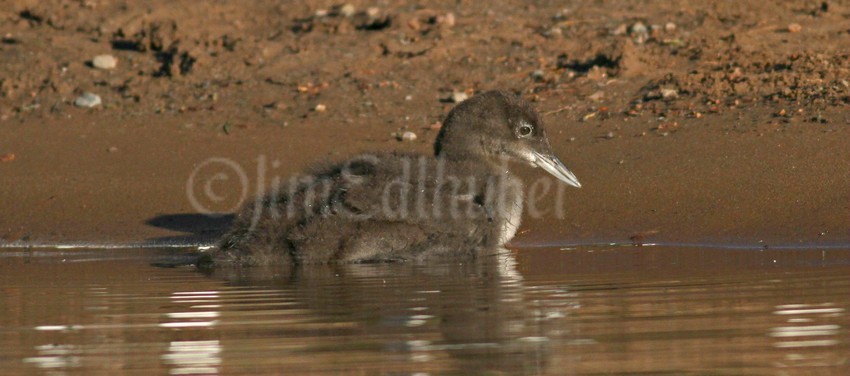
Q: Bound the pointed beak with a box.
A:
[531,151,581,188]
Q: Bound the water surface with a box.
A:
[1,246,848,375]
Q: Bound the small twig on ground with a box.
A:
[543,105,573,116]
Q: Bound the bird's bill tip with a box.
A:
[532,151,581,188]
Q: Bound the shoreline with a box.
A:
[2,1,848,248]
[2,109,848,247]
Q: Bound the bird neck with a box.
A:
[436,150,517,179]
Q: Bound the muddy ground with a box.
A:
[1,1,848,247]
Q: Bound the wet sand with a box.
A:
[1,109,848,248]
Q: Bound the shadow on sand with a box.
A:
[144,213,234,245]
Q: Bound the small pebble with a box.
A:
[450,91,468,103]
[612,24,628,36]
[660,87,678,100]
[107,146,118,153]
[314,9,329,17]
[92,54,117,70]
[339,3,356,17]
[664,22,676,32]
[787,23,802,33]
[408,17,423,30]
[394,131,417,141]
[553,8,570,21]
[631,21,649,43]
[588,91,605,101]
[441,12,456,27]
[587,66,607,81]
[530,70,545,82]
[314,104,327,112]
[544,27,563,38]
[74,92,102,108]
[0,153,15,162]
[404,95,413,101]
[401,131,417,141]
[605,131,615,139]
[265,101,287,111]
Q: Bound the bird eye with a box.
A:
[518,123,533,137]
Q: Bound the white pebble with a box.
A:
[631,21,649,43]
[631,22,648,34]
[340,3,356,17]
[588,91,605,101]
[74,92,102,108]
[545,27,563,38]
[401,131,417,141]
[314,104,327,112]
[451,91,468,103]
[660,87,679,99]
[531,69,546,81]
[441,12,456,27]
[92,54,117,70]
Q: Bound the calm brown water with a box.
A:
[1,246,848,375]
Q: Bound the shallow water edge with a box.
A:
[1,245,848,374]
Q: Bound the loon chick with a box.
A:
[209,90,580,266]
